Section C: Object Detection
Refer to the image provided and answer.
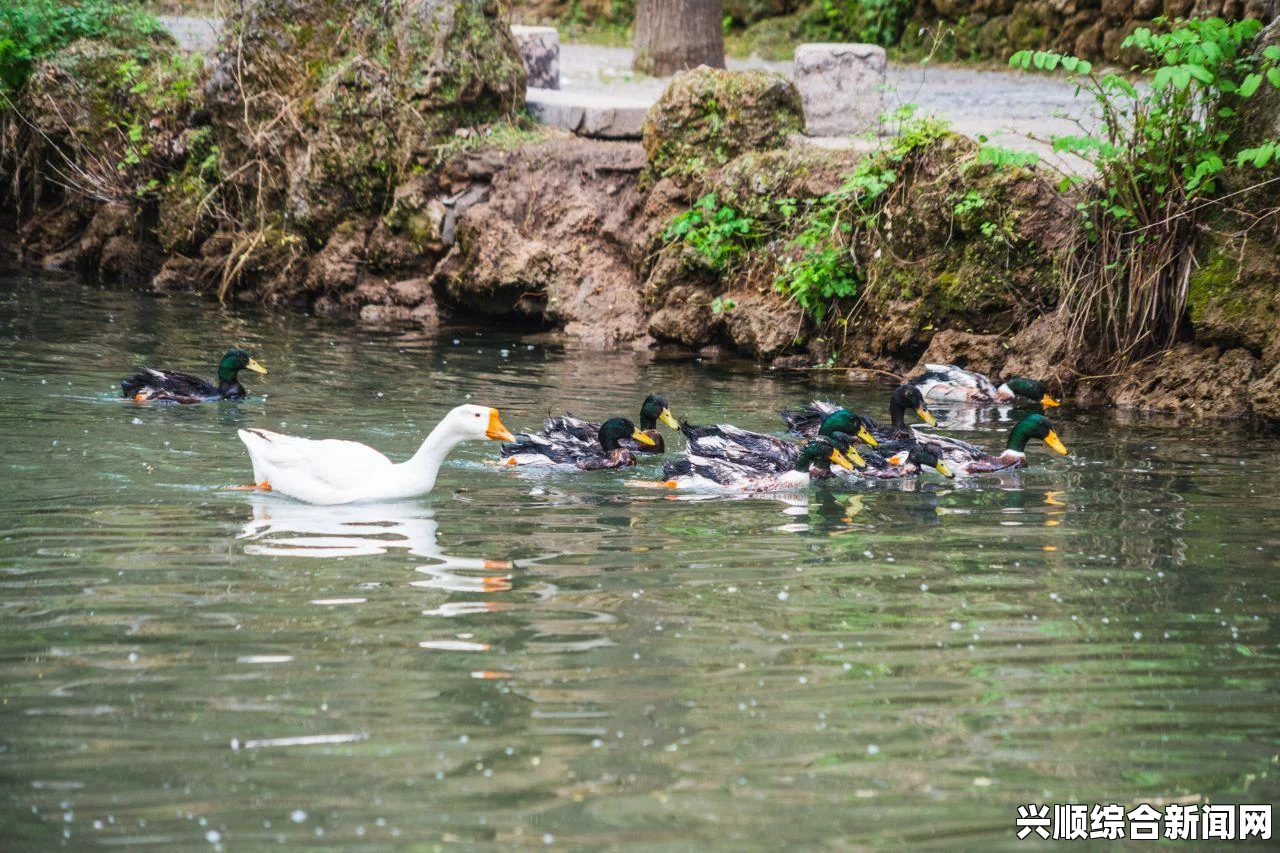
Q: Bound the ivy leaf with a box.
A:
[1239,73,1262,97]
[1268,68,1280,89]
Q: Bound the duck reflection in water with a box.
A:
[236,493,511,571]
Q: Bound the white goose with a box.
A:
[237,404,515,505]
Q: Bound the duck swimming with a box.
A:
[782,385,937,443]
[659,436,856,491]
[122,348,268,403]
[913,413,1068,475]
[909,364,1060,407]
[525,394,679,454]
[236,404,515,504]
[502,416,656,470]
[861,446,955,480]
[676,413,873,475]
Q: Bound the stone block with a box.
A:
[525,88,651,139]
[510,24,560,90]
[792,43,886,137]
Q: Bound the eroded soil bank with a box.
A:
[3,2,1279,422]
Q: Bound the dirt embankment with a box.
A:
[4,4,1280,422]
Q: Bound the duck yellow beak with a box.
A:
[659,408,679,429]
[856,424,879,447]
[917,406,936,426]
[1044,429,1068,455]
[934,460,955,478]
[828,447,856,470]
[246,358,268,375]
[632,428,657,447]
[1041,394,1061,408]
[486,409,516,442]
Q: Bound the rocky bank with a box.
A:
[3,2,1280,422]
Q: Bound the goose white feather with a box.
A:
[237,404,515,505]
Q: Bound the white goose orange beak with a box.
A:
[486,409,516,442]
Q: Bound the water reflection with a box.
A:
[237,494,510,569]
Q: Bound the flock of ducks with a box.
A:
[121,351,1069,506]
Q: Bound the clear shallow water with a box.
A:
[1,269,1277,850]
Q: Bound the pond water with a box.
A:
[1,269,1277,850]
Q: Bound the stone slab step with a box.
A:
[525,88,653,140]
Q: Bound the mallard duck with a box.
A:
[676,416,870,475]
[861,446,955,480]
[782,385,937,443]
[501,417,656,470]
[913,413,1068,475]
[236,404,515,504]
[525,394,679,455]
[909,363,1060,407]
[659,436,856,491]
[122,348,268,403]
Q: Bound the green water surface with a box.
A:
[0,270,1277,849]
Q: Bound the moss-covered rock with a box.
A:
[206,0,526,240]
[642,67,804,189]
[845,133,1069,366]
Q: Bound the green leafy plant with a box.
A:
[0,0,162,99]
[662,193,762,270]
[1010,17,1280,365]
[775,107,950,321]
[710,295,736,315]
[808,0,913,48]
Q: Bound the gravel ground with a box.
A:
[161,17,1096,168]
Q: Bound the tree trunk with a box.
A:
[633,0,725,76]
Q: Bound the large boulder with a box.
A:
[641,67,804,188]
[845,133,1071,367]
[205,0,527,240]
[434,138,654,348]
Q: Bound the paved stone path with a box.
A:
[161,16,1094,166]
[559,44,1093,164]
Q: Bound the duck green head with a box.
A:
[218,348,268,383]
[1007,414,1069,455]
[598,417,655,452]
[890,384,936,427]
[1005,377,1060,408]
[795,436,857,473]
[887,446,954,477]
[639,394,679,430]
[818,409,878,448]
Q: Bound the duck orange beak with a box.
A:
[916,406,936,426]
[631,428,657,446]
[1041,394,1061,408]
[658,408,679,429]
[1044,429,1068,455]
[486,409,516,442]
[246,358,268,375]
